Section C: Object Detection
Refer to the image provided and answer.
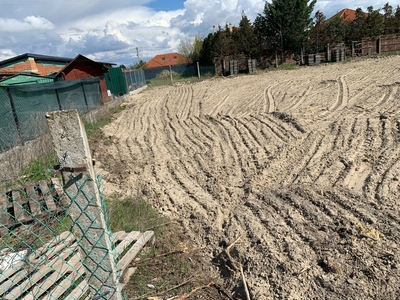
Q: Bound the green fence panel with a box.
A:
[83,81,102,111]
[0,78,103,153]
[9,88,59,143]
[57,83,87,114]
[0,88,20,152]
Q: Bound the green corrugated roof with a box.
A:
[0,74,54,86]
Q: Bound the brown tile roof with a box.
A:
[327,8,368,22]
[146,52,189,69]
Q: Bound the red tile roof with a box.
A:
[328,8,368,22]
[146,52,189,69]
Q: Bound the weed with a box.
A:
[105,194,168,236]
[18,151,58,184]
[84,105,125,141]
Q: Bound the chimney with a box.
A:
[229,23,233,33]
[213,25,216,33]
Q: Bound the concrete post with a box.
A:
[46,110,122,300]
[327,43,331,61]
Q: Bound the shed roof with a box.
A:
[55,54,109,76]
[0,73,54,86]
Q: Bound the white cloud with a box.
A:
[0,49,17,61]
[0,16,54,33]
[0,0,396,66]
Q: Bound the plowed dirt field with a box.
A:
[94,56,400,299]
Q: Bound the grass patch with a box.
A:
[276,63,298,70]
[105,194,225,299]
[17,151,59,184]
[84,105,125,141]
[106,194,169,235]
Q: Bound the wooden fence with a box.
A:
[0,179,66,236]
[0,229,154,299]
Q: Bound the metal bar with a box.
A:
[55,89,62,110]
[81,82,89,112]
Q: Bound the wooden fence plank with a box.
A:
[115,231,141,255]
[51,177,70,209]
[117,231,154,272]
[68,278,89,299]
[26,185,41,217]
[40,263,85,300]
[12,190,31,223]
[1,229,151,299]
[0,192,12,234]
[113,231,127,243]
[24,253,81,300]
[4,245,76,299]
[39,180,57,213]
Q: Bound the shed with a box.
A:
[0,74,54,86]
[55,54,114,103]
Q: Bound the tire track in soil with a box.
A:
[285,86,313,111]
[95,56,400,300]
[264,86,275,113]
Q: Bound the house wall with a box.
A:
[62,61,110,103]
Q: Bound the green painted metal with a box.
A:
[0,74,54,86]
[105,67,128,96]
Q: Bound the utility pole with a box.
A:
[136,47,140,63]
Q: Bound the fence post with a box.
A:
[81,82,89,112]
[6,87,24,146]
[46,110,123,300]
[55,89,62,110]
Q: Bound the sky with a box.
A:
[0,0,396,66]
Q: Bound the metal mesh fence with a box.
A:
[123,69,146,92]
[0,78,101,153]
[0,174,121,300]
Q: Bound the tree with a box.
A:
[365,6,384,37]
[347,8,367,41]
[233,11,259,58]
[178,34,204,63]
[307,10,327,53]
[129,60,147,70]
[382,2,395,34]
[255,0,316,63]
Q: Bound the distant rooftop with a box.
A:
[327,8,369,22]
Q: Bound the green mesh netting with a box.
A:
[0,88,20,152]
[0,78,102,153]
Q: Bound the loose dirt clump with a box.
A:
[92,56,400,299]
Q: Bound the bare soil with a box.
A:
[93,56,400,299]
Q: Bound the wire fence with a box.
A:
[0,174,121,299]
[0,78,102,154]
[123,69,146,93]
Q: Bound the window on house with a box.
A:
[162,57,166,60]
[173,56,177,59]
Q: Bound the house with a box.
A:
[146,52,188,69]
[0,53,73,77]
[327,8,368,22]
[55,54,114,103]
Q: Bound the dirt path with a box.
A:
[94,56,400,299]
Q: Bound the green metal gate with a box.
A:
[105,67,128,96]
